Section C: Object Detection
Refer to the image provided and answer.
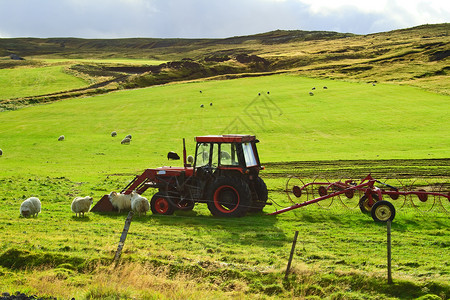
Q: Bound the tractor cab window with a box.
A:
[196,143,210,167]
[243,142,258,167]
[219,143,239,166]
[211,143,219,167]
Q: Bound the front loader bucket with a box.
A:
[91,194,116,212]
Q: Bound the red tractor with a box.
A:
[92,135,269,217]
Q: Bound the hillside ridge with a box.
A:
[0,23,448,110]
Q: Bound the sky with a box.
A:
[0,0,448,38]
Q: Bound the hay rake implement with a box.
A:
[272,174,450,222]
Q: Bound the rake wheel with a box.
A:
[285,176,310,204]
[408,178,436,213]
[314,177,334,209]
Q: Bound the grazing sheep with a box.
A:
[309,92,314,96]
[131,192,150,216]
[20,197,41,217]
[200,104,204,108]
[167,151,180,160]
[71,196,93,217]
[312,87,316,90]
[58,135,65,141]
[111,131,117,137]
[108,192,131,213]
[125,134,132,139]
[323,86,328,89]
[121,137,131,144]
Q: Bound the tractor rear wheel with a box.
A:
[207,176,251,217]
[150,192,175,215]
[249,177,268,213]
[371,200,396,222]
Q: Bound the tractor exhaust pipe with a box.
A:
[183,138,187,167]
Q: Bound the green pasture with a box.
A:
[0,65,88,100]
[0,74,449,299]
[0,74,448,180]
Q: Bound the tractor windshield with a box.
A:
[243,142,258,167]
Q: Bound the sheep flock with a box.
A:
[19,192,149,218]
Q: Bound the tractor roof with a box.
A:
[195,134,256,143]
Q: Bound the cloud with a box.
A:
[0,0,448,38]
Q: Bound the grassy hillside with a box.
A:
[0,65,89,99]
[0,74,448,180]
[0,23,448,111]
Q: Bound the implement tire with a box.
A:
[371,200,396,222]
[207,176,251,217]
[359,194,378,214]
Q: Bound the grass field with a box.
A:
[0,74,449,299]
[0,65,89,100]
[0,74,448,178]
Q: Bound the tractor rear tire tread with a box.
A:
[207,176,252,217]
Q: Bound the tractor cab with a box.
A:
[193,135,263,179]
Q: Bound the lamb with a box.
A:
[20,197,41,217]
[71,196,93,217]
[58,135,65,141]
[130,192,150,216]
[111,131,117,137]
[108,191,132,213]
[121,137,131,144]
[125,134,132,139]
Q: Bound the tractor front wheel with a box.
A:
[150,192,175,215]
[371,200,396,222]
[207,177,251,217]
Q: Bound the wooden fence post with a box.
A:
[113,211,134,267]
[285,230,299,279]
[387,220,393,284]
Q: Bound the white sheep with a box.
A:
[111,131,117,137]
[58,135,65,141]
[130,192,150,216]
[71,196,93,217]
[121,137,131,144]
[108,191,132,213]
[20,197,41,217]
